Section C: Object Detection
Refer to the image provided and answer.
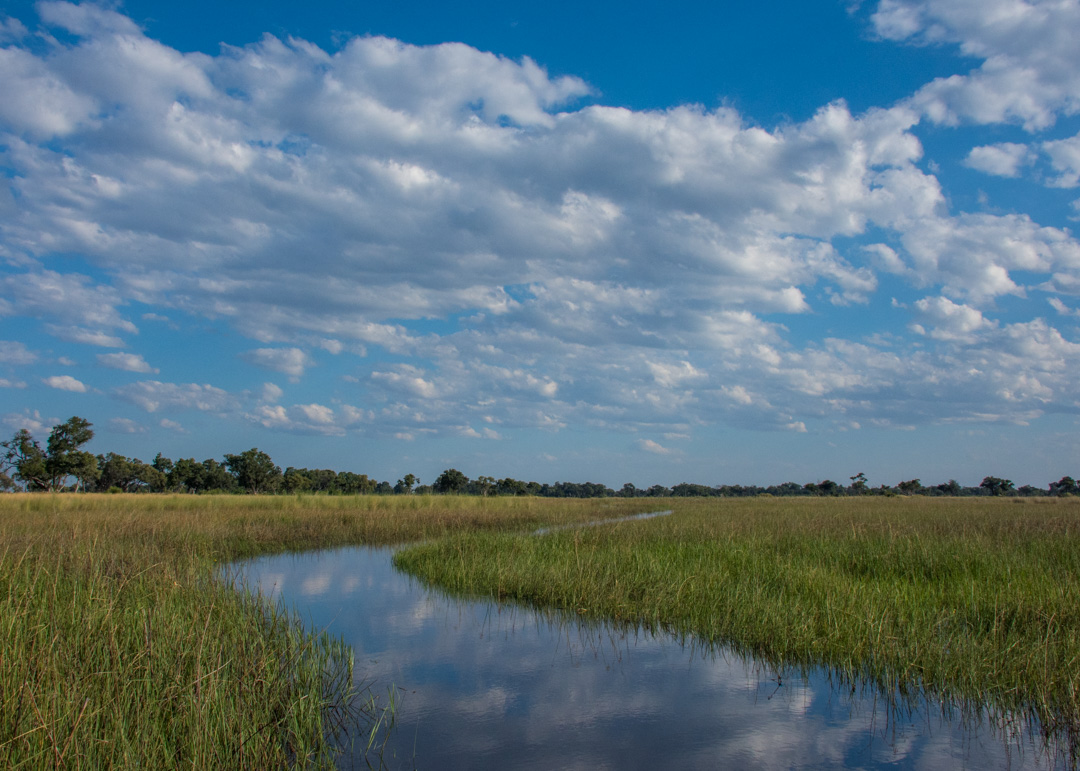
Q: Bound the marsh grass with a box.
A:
[394,496,1080,760]
[0,493,648,769]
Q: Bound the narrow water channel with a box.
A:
[230,545,1066,770]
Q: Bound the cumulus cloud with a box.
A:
[0,1,1077,449]
[115,380,238,413]
[107,417,147,434]
[964,143,1036,177]
[1,271,134,339]
[875,0,1080,131]
[241,348,313,379]
[97,352,158,373]
[1042,133,1080,188]
[43,374,88,392]
[1,409,53,435]
[247,401,367,436]
[0,341,37,365]
[638,439,672,455]
[911,296,996,341]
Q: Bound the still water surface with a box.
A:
[231,545,1063,770]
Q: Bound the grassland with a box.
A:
[5,493,1078,767]
[394,496,1080,758]
[0,493,650,769]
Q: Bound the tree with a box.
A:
[96,453,166,492]
[224,448,281,494]
[896,479,923,495]
[935,479,962,496]
[168,458,202,493]
[1050,476,1078,496]
[46,417,96,491]
[394,473,418,494]
[2,417,97,491]
[472,476,496,496]
[496,477,527,496]
[434,468,469,494]
[2,429,48,490]
[849,472,868,494]
[283,467,313,493]
[980,476,1015,496]
[96,452,137,492]
[200,459,236,492]
[335,471,374,495]
[818,479,841,496]
[152,453,174,475]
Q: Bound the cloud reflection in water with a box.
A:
[232,546,1061,770]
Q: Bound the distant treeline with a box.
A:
[2,416,1076,498]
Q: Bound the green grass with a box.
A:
[0,493,650,769]
[8,493,1078,766]
[394,496,1080,755]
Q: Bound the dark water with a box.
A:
[230,545,1066,770]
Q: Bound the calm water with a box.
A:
[230,545,1066,770]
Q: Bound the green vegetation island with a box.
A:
[2,417,1079,768]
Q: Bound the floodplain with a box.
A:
[1,493,1078,768]
[397,495,1080,766]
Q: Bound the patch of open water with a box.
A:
[230,545,1068,770]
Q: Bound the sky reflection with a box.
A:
[231,546,1064,770]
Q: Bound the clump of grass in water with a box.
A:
[0,493,651,768]
[394,496,1080,765]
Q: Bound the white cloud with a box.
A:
[876,0,1080,131]
[1,409,53,435]
[0,378,27,388]
[1042,133,1080,188]
[1048,297,1080,317]
[911,296,996,341]
[241,348,312,379]
[248,403,346,436]
[638,439,672,455]
[0,341,37,365]
[647,360,706,389]
[0,17,28,45]
[964,142,1035,177]
[260,382,284,403]
[0,3,1078,451]
[43,374,87,392]
[371,366,440,399]
[158,418,187,432]
[2,271,134,339]
[97,352,158,373]
[107,417,147,434]
[45,326,127,348]
[115,380,238,413]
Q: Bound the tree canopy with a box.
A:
[1,416,1074,499]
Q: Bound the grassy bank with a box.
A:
[394,496,1080,752]
[0,493,649,769]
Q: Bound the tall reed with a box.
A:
[395,496,1080,758]
[0,493,648,768]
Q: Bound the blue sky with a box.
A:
[2,0,1080,488]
